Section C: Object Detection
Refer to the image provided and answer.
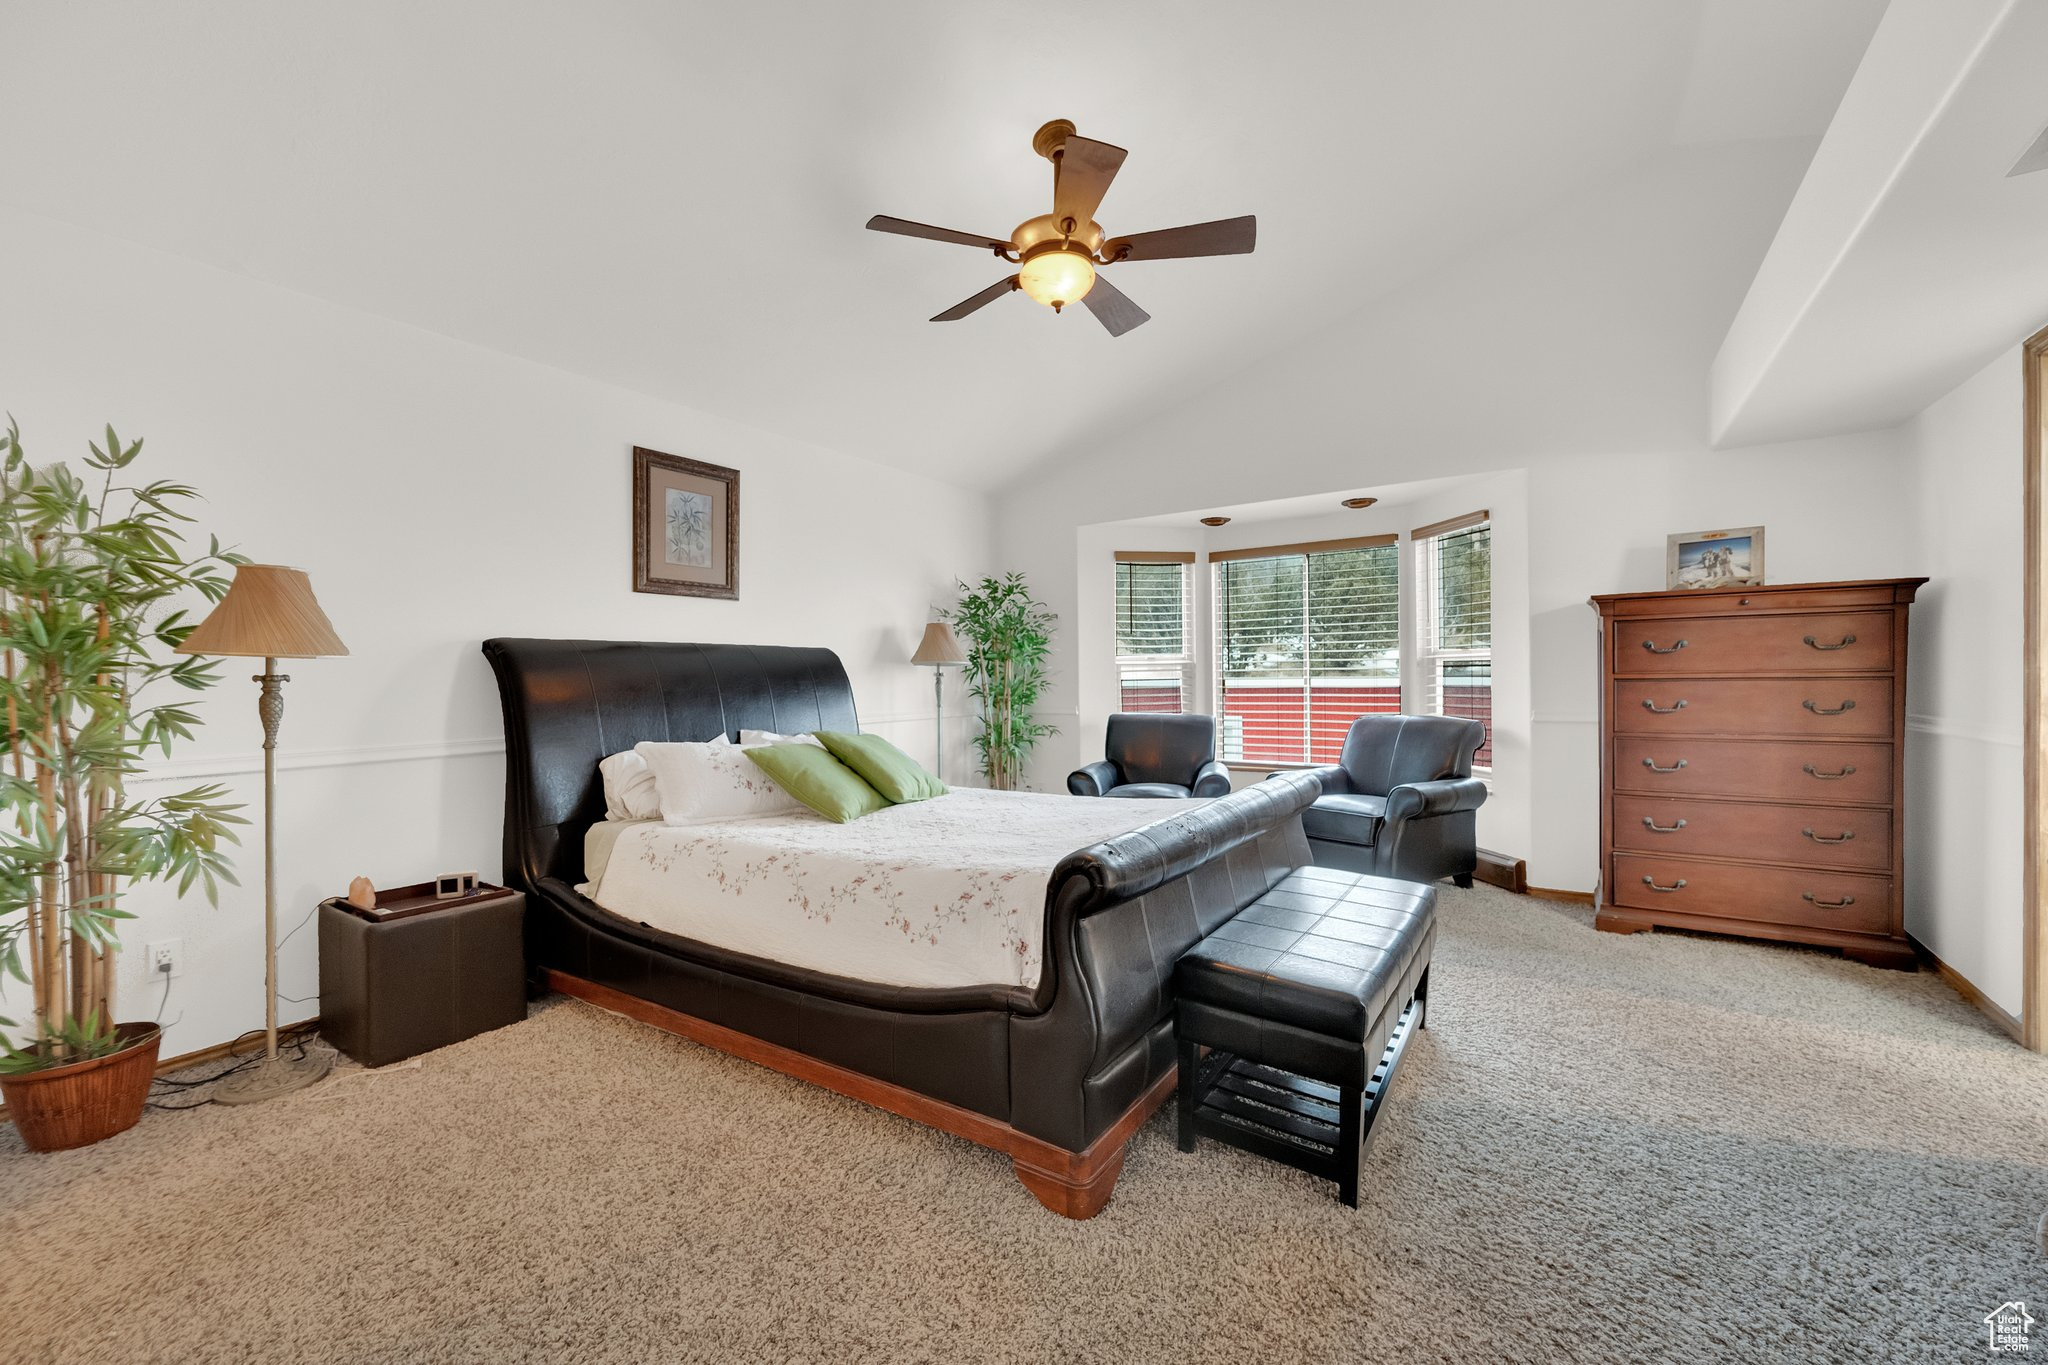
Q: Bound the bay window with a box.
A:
[1114,551,1194,713]
[1414,511,1492,768]
[1213,536,1399,765]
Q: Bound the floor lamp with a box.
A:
[177,564,348,1105]
[911,621,966,781]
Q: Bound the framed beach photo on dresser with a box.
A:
[633,447,738,599]
[1666,525,1764,590]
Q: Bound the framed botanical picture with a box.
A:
[633,447,738,599]
[1666,525,1764,590]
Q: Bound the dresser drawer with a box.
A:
[1612,737,1892,804]
[1613,611,1892,676]
[1611,854,1891,935]
[1604,586,1902,617]
[1611,796,1892,871]
[1614,678,1892,738]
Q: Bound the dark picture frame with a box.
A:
[632,447,739,599]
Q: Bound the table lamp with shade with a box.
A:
[911,621,967,781]
[175,564,348,1104]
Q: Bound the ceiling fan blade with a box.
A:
[1081,272,1150,338]
[931,276,1020,322]
[866,215,1011,253]
[1052,136,1128,230]
[1102,215,1257,262]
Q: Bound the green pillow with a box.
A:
[744,742,889,823]
[815,731,948,804]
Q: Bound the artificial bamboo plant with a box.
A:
[0,421,246,1071]
[945,573,1057,791]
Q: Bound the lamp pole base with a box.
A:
[932,664,945,783]
[211,1048,334,1106]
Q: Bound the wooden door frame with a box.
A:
[2025,326,2048,1050]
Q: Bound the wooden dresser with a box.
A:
[1589,578,1925,968]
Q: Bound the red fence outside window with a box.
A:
[1118,679,1186,713]
[1439,662,1494,767]
[1217,679,1492,767]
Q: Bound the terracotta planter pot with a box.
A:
[1,1022,161,1152]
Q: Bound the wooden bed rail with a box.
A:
[546,970,1175,1219]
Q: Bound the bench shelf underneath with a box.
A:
[1177,990,1424,1207]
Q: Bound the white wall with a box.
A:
[1900,347,2025,1015]
[0,205,992,1059]
[995,140,1921,893]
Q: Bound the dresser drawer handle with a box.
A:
[1640,698,1688,714]
[1639,638,1688,655]
[1641,757,1688,774]
[1803,634,1857,651]
[1802,699,1856,716]
[1641,876,1687,893]
[1801,892,1856,910]
[1641,817,1687,833]
[1802,828,1854,844]
[1802,763,1857,780]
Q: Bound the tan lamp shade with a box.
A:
[175,564,348,659]
[911,621,966,666]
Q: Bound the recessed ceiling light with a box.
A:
[1199,516,1231,527]
[1340,497,1377,510]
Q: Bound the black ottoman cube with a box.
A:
[318,885,526,1068]
[1173,867,1436,1206]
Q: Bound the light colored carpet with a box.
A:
[4,885,2046,1364]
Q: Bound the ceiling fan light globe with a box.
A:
[1018,249,1096,311]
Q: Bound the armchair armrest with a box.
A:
[1385,777,1489,822]
[1190,760,1232,798]
[1306,764,1355,797]
[1068,760,1121,797]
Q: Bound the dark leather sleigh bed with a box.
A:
[484,637,1317,1217]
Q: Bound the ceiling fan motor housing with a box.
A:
[1014,213,1105,260]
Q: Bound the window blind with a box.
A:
[1115,558,1192,713]
[1215,541,1400,765]
[1417,516,1492,767]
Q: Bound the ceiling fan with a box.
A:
[865,119,1256,338]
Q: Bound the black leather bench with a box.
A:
[1173,866,1436,1206]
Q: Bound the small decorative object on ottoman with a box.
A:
[318,881,526,1068]
[1174,867,1436,1206]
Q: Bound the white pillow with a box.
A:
[738,728,821,747]
[598,735,740,821]
[598,750,662,822]
[636,739,809,825]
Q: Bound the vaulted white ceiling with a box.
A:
[1713,0,2048,447]
[0,0,1885,490]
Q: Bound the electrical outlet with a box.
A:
[145,939,183,980]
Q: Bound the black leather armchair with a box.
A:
[1068,713,1232,799]
[1304,714,1487,885]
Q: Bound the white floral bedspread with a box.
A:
[581,788,1195,990]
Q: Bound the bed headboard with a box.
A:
[481,638,859,892]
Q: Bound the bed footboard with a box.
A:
[1009,774,1320,1167]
